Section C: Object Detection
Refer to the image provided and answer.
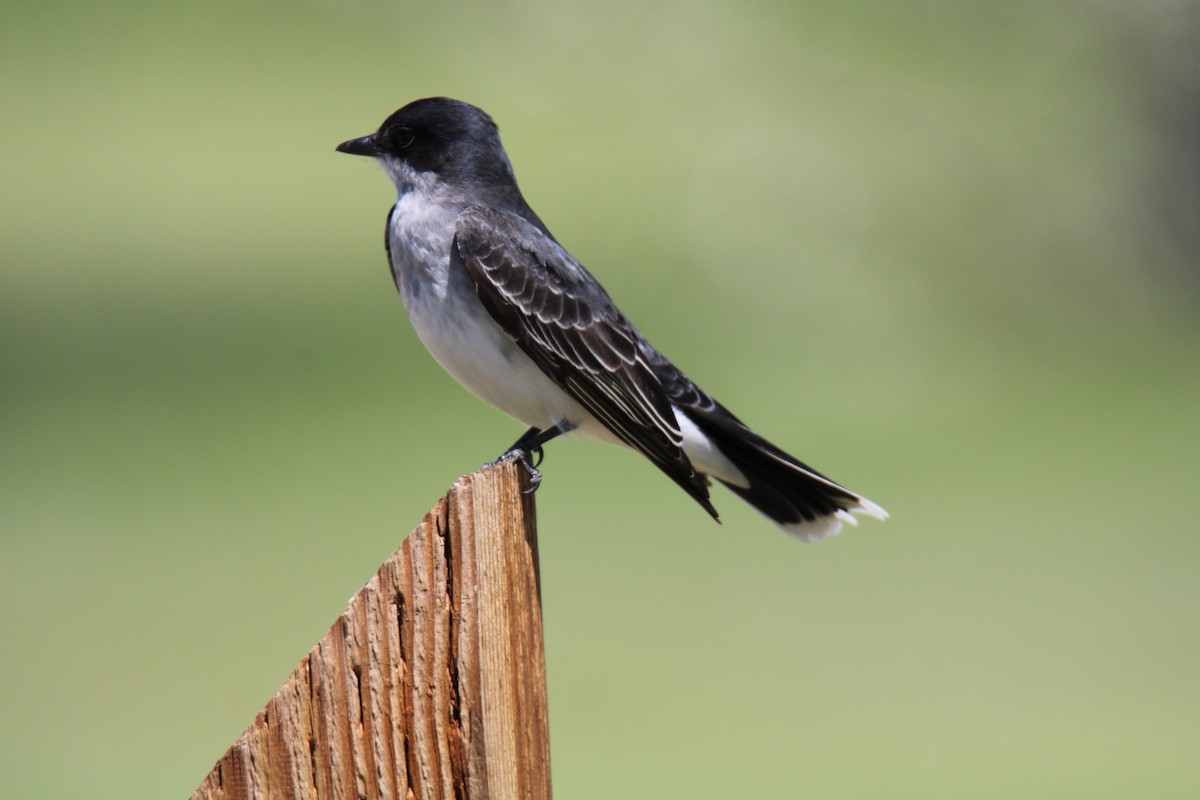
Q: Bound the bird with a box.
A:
[336,97,886,541]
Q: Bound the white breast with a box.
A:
[386,192,608,440]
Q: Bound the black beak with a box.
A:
[336,134,381,157]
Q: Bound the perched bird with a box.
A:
[337,97,886,540]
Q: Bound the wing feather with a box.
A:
[453,206,716,517]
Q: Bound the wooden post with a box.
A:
[190,462,551,800]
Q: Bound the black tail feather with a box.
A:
[688,404,879,534]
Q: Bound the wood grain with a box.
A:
[191,462,551,800]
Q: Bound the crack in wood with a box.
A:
[189,464,550,800]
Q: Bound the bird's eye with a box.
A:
[390,126,416,149]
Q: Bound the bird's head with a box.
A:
[337,97,518,197]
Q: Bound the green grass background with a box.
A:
[3,1,1198,797]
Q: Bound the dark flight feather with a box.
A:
[452,206,718,519]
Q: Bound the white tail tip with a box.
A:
[777,496,888,543]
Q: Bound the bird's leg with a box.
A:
[490,422,573,492]
[499,426,545,458]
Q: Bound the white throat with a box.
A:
[381,161,463,303]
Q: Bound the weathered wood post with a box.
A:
[191,462,551,800]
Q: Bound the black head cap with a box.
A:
[336,97,516,188]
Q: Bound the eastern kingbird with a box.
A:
[337,97,886,540]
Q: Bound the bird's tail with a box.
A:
[687,406,887,542]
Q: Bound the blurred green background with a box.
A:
[3,1,1198,797]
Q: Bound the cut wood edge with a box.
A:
[190,461,550,800]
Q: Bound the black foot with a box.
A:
[486,423,572,494]
[529,444,545,469]
[487,447,542,492]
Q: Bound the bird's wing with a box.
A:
[453,206,716,518]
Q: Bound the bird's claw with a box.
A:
[521,461,542,494]
[487,447,542,493]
